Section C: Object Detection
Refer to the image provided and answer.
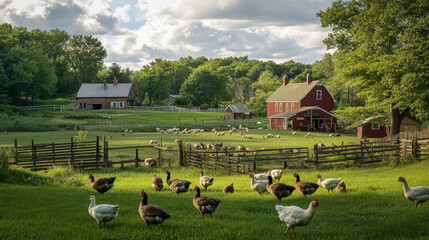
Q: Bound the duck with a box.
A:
[223,183,234,193]
[249,174,268,196]
[316,174,341,193]
[254,172,269,180]
[199,170,214,190]
[267,175,295,201]
[88,195,119,228]
[336,181,347,193]
[166,170,180,186]
[152,175,163,191]
[275,199,319,235]
[398,176,429,208]
[193,186,221,219]
[293,172,319,196]
[139,190,170,226]
[169,179,192,196]
[89,174,116,195]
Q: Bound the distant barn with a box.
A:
[224,105,252,120]
[76,78,137,109]
[357,116,387,139]
[400,116,421,132]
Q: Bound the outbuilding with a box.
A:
[357,116,387,139]
[224,105,252,120]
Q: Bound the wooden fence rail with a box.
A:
[11,137,102,171]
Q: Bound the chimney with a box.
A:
[103,82,107,89]
[113,77,118,85]
[283,73,289,87]
[306,73,312,85]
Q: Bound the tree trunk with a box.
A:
[389,102,410,138]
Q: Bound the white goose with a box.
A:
[88,195,119,228]
[398,176,429,208]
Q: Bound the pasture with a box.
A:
[1,161,429,240]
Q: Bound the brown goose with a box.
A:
[267,175,295,201]
[139,190,170,227]
[89,174,116,195]
[293,172,319,196]
[199,170,214,190]
[152,175,163,191]
[166,170,180,186]
[169,179,191,196]
[193,186,221,219]
[223,183,234,193]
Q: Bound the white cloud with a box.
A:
[0,0,336,70]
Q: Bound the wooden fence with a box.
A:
[313,141,399,166]
[11,137,102,171]
[183,147,309,174]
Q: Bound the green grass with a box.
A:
[1,161,429,240]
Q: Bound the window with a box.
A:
[275,103,278,112]
[119,102,124,108]
[285,103,289,112]
[372,123,380,130]
[111,102,117,108]
[319,119,324,128]
[279,103,283,112]
[316,90,322,100]
[291,104,295,111]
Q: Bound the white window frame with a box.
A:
[291,104,295,111]
[279,103,283,112]
[275,103,278,112]
[111,102,117,108]
[285,103,289,112]
[372,123,380,130]
[119,102,124,108]
[316,90,322,100]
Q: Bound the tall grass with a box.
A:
[1,161,429,240]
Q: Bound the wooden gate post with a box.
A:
[314,144,318,168]
[104,138,109,168]
[70,137,74,168]
[135,149,140,167]
[14,139,18,165]
[178,140,184,166]
[96,136,100,168]
[32,139,36,171]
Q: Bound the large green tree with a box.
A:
[318,0,429,136]
[66,35,107,86]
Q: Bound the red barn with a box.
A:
[357,116,387,138]
[266,73,342,132]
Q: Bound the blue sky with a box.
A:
[0,0,336,70]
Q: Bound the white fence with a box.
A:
[127,106,224,112]
[18,105,77,111]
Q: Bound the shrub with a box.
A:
[0,147,10,170]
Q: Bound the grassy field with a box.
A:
[1,161,429,240]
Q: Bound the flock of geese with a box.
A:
[87,170,429,235]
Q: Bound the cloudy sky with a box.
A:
[0,0,336,70]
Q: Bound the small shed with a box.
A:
[357,116,387,139]
[224,105,252,120]
[400,116,421,132]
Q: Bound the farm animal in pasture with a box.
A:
[145,158,157,167]
[193,186,221,219]
[89,174,116,195]
[152,175,163,191]
[139,190,170,227]
[318,141,325,147]
[199,170,214,190]
[316,174,341,192]
[293,172,319,196]
[254,172,269,180]
[336,181,347,193]
[292,131,296,135]
[170,179,192,196]
[267,175,295,201]
[88,195,119,228]
[238,145,245,151]
[249,174,268,196]
[223,183,234,193]
[275,199,319,235]
[398,177,429,208]
[150,140,158,144]
[269,169,283,182]
[166,170,180,186]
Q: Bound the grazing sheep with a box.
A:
[175,139,180,144]
[329,133,333,137]
[246,147,251,151]
[217,132,225,136]
[307,132,311,136]
[318,141,325,147]
[231,127,237,132]
[275,135,281,138]
[228,130,232,134]
[156,128,161,132]
[193,143,200,149]
[258,127,263,131]
[238,145,245,151]
[292,131,296,135]
[125,129,129,133]
[150,140,158,144]
[266,134,274,138]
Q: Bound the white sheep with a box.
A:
[150,140,158,144]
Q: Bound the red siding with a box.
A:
[357,123,386,138]
[300,86,334,111]
[267,102,300,117]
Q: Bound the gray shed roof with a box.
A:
[225,105,251,113]
[77,83,133,98]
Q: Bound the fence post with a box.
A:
[253,154,256,171]
[104,138,109,168]
[158,147,161,165]
[32,139,36,171]
[70,137,74,168]
[96,136,100,168]
[135,149,139,167]
[412,136,418,158]
[52,143,56,166]
[14,139,18,165]
[360,141,364,166]
[314,144,318,168]
[178,140,184,166]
